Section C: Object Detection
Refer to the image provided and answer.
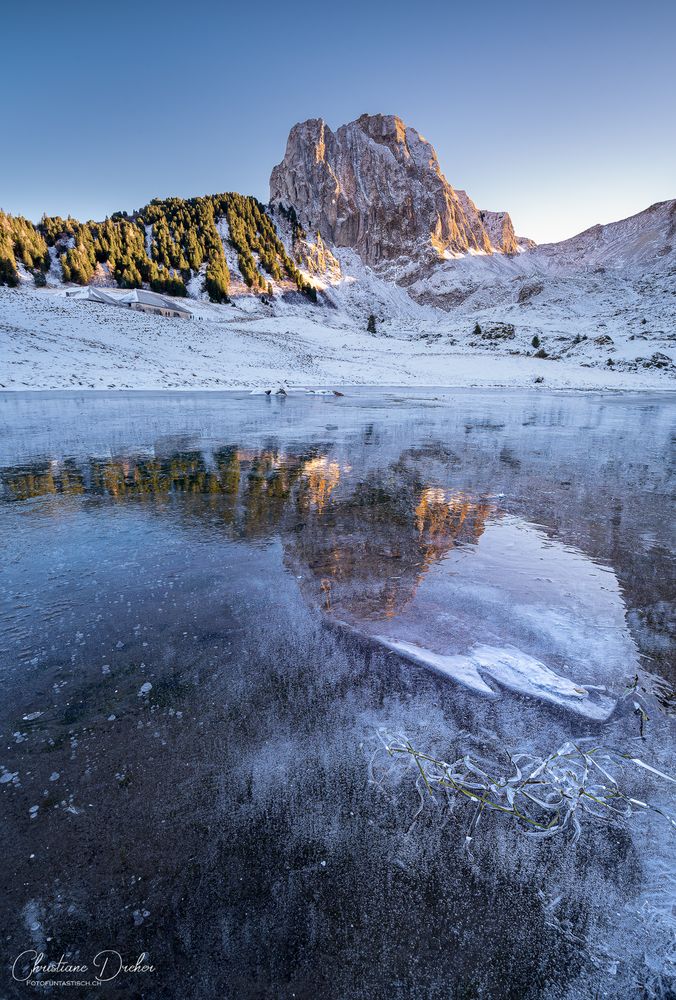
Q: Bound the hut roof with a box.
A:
[66,286,119,304]
[117,289,192,315]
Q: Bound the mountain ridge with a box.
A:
[269,113,524,264]
[534,199,676,271]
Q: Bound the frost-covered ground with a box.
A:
[0,284,673,392]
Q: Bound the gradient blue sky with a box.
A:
[2,0,674,242]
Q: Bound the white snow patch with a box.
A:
[378,639,615,719]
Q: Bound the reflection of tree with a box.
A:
[4,459,85,501]
[1,448,495,622]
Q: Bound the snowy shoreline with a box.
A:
[4,383,675,395]
[1,285,674,393]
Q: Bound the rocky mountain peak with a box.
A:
[269,113,521,267]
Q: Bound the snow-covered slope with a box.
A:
[534,199,676,273]
[1,281,673,391]
[2,193,674,390]
[393,201,675,363]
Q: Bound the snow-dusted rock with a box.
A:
[270,114,520,266]
[479,209,519,256]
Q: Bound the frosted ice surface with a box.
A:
[367,516,638,716]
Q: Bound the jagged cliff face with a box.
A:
[479,209,518,255]
[269,114,519,266]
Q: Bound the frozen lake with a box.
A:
[1,388,674,998]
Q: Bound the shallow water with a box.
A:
[0,388,674,999]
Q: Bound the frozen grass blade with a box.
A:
[376,735,676,842]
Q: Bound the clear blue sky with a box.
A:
[2,0,674,243]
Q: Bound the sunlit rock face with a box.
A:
[478,209,519,255]
[270,114,519,266]
[295,230,342,281]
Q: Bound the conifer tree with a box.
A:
[204,253,230,302]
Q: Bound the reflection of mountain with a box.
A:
[289,481,495,621]
[1,448,496,622]
[416,486,494,571]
